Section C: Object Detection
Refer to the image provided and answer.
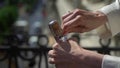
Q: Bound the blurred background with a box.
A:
[0,0,120,68]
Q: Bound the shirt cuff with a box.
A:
[102,55,120,68]
[99,0,120,37]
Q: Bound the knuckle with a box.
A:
[76,15,81,18]
[62,19,66,24]
[48,58,55,64]
[74,9,80,15]
[48,50,54,55]
[76,15,81,20]
[48,50,57,55]
[52,43,59,49]
[75,9,80,12]
[63,22,70,29]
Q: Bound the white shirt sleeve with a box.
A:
[98,0,120,68]
[99,0,120,37]
[102,55,120,68]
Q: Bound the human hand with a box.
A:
[48,39,104,68]
[48,39,89,68]
[62,9,108,34]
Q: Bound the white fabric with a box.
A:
[102,55,120,68]
[99,0,120,37]
[98,0,120,68]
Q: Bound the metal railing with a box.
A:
[0,34,51,68]
[0,34,120,68]
[0,45,52,68]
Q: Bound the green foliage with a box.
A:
[5,0,19,6]
[0,6,18,34]
[0,0,38,44]
[0,6,18,43]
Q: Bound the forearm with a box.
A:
[81,49,104,68]
[81,49,120,68]
[93,11,112,39]
[93,11,108,25]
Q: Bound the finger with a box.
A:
[63,15,82,28]
[53,40,67,47]
[61,9,85,29]
[62,9,85,24]
[52,42,64,53]
[61,12,73,29]
[62,10,80,24]
[49,57,71,64]
[52,43,59,50]
[48,50,56,58]
[62,11,73,20]
[48,57,55,64]
[62,15,82,34]
[63,26,87,34]
[52,41,71,54]
[48,57,62,64]
[48,49,68,60]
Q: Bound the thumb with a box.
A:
[56,38,71,52]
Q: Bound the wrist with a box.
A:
[83,49,104,68]
[94,11,108,24]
